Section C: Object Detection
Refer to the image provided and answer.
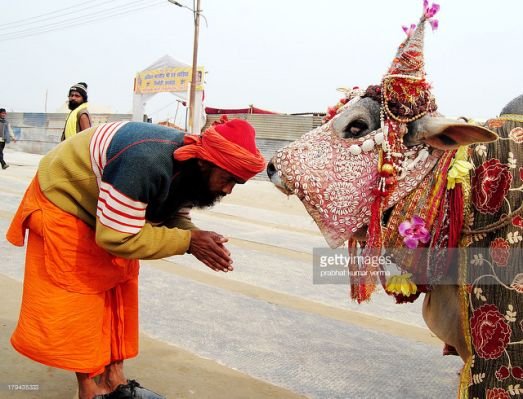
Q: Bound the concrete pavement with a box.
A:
[0,150,463,398]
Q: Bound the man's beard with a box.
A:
[68,100,80,111]
[145,158,225,223]
[176,158,225,208]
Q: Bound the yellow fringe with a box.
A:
[497,114,523,122]
[457,177,472,399]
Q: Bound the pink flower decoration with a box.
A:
[423,0,440,18]
[423,0,440,30]
[398,215,431,249]
[402,23,417,37]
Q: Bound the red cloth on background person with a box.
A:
[173,117,266,181]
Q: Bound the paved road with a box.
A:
[0,150,463,399]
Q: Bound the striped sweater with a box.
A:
[38,121,196,260]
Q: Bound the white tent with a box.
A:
[132,55,205,133]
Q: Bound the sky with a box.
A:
[0,0,522,126]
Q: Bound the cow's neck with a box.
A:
[379,149,462,284]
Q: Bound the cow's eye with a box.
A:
[343,120,368,138]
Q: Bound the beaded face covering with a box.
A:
[272,99,440,248]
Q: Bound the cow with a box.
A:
[267,3,523,397]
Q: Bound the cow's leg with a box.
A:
[422,284,470,362]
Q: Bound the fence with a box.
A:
[7,112,133,154]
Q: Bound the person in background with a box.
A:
[7,116,266,399]
[62,82,91,141]
[0,108,16,169]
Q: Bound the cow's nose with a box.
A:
[267,161,277,179]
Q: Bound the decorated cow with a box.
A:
[267,2,523,397]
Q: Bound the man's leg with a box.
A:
[0,141,6,168]
[76,361,127,398]
[76,372,107,399]
[97,360,127,392]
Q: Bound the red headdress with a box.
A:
[173,115,266,181]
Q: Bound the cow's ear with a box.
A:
[405,116,498,150]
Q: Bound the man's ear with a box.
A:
[405,116,498,150]
[197,159,214,173]
[197,159,207,169]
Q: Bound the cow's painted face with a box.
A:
[268,96,442,248]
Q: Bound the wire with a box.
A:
[0,0,165,42]
[0,0,111,30]
[1,0,163,36]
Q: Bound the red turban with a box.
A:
[173,117,266,181]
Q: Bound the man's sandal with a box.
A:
[93,380,165,399]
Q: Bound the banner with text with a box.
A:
[134,66,205,94]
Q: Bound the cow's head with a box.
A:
[267,5,497,249]
[267,95,496,248]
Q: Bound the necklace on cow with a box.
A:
[355,117,404,302]
[351,0,442,303]
[381,150,457,303]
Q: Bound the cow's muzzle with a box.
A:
[267,160,292,195]
[266,160,277,180]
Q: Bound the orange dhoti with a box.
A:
[6,178,140,377]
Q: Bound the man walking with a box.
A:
[7,116,265,398]
[62,82,91,140]
[0,108,16,169]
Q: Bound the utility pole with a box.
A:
[188,0,201,133]
[167,0,203,133]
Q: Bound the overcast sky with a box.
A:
[0,0,521,126]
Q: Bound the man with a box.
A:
[62,82,91,140]
[6,117,265,399]
[0,108,16,169]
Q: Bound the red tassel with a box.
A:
[448,184,464,248]
[353,194,384,302]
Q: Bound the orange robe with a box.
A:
[6,178,140,377]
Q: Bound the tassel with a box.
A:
[347,239,360,301]
[448,184,464,248]
[446,183,464,271]
[356,190,385,302]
